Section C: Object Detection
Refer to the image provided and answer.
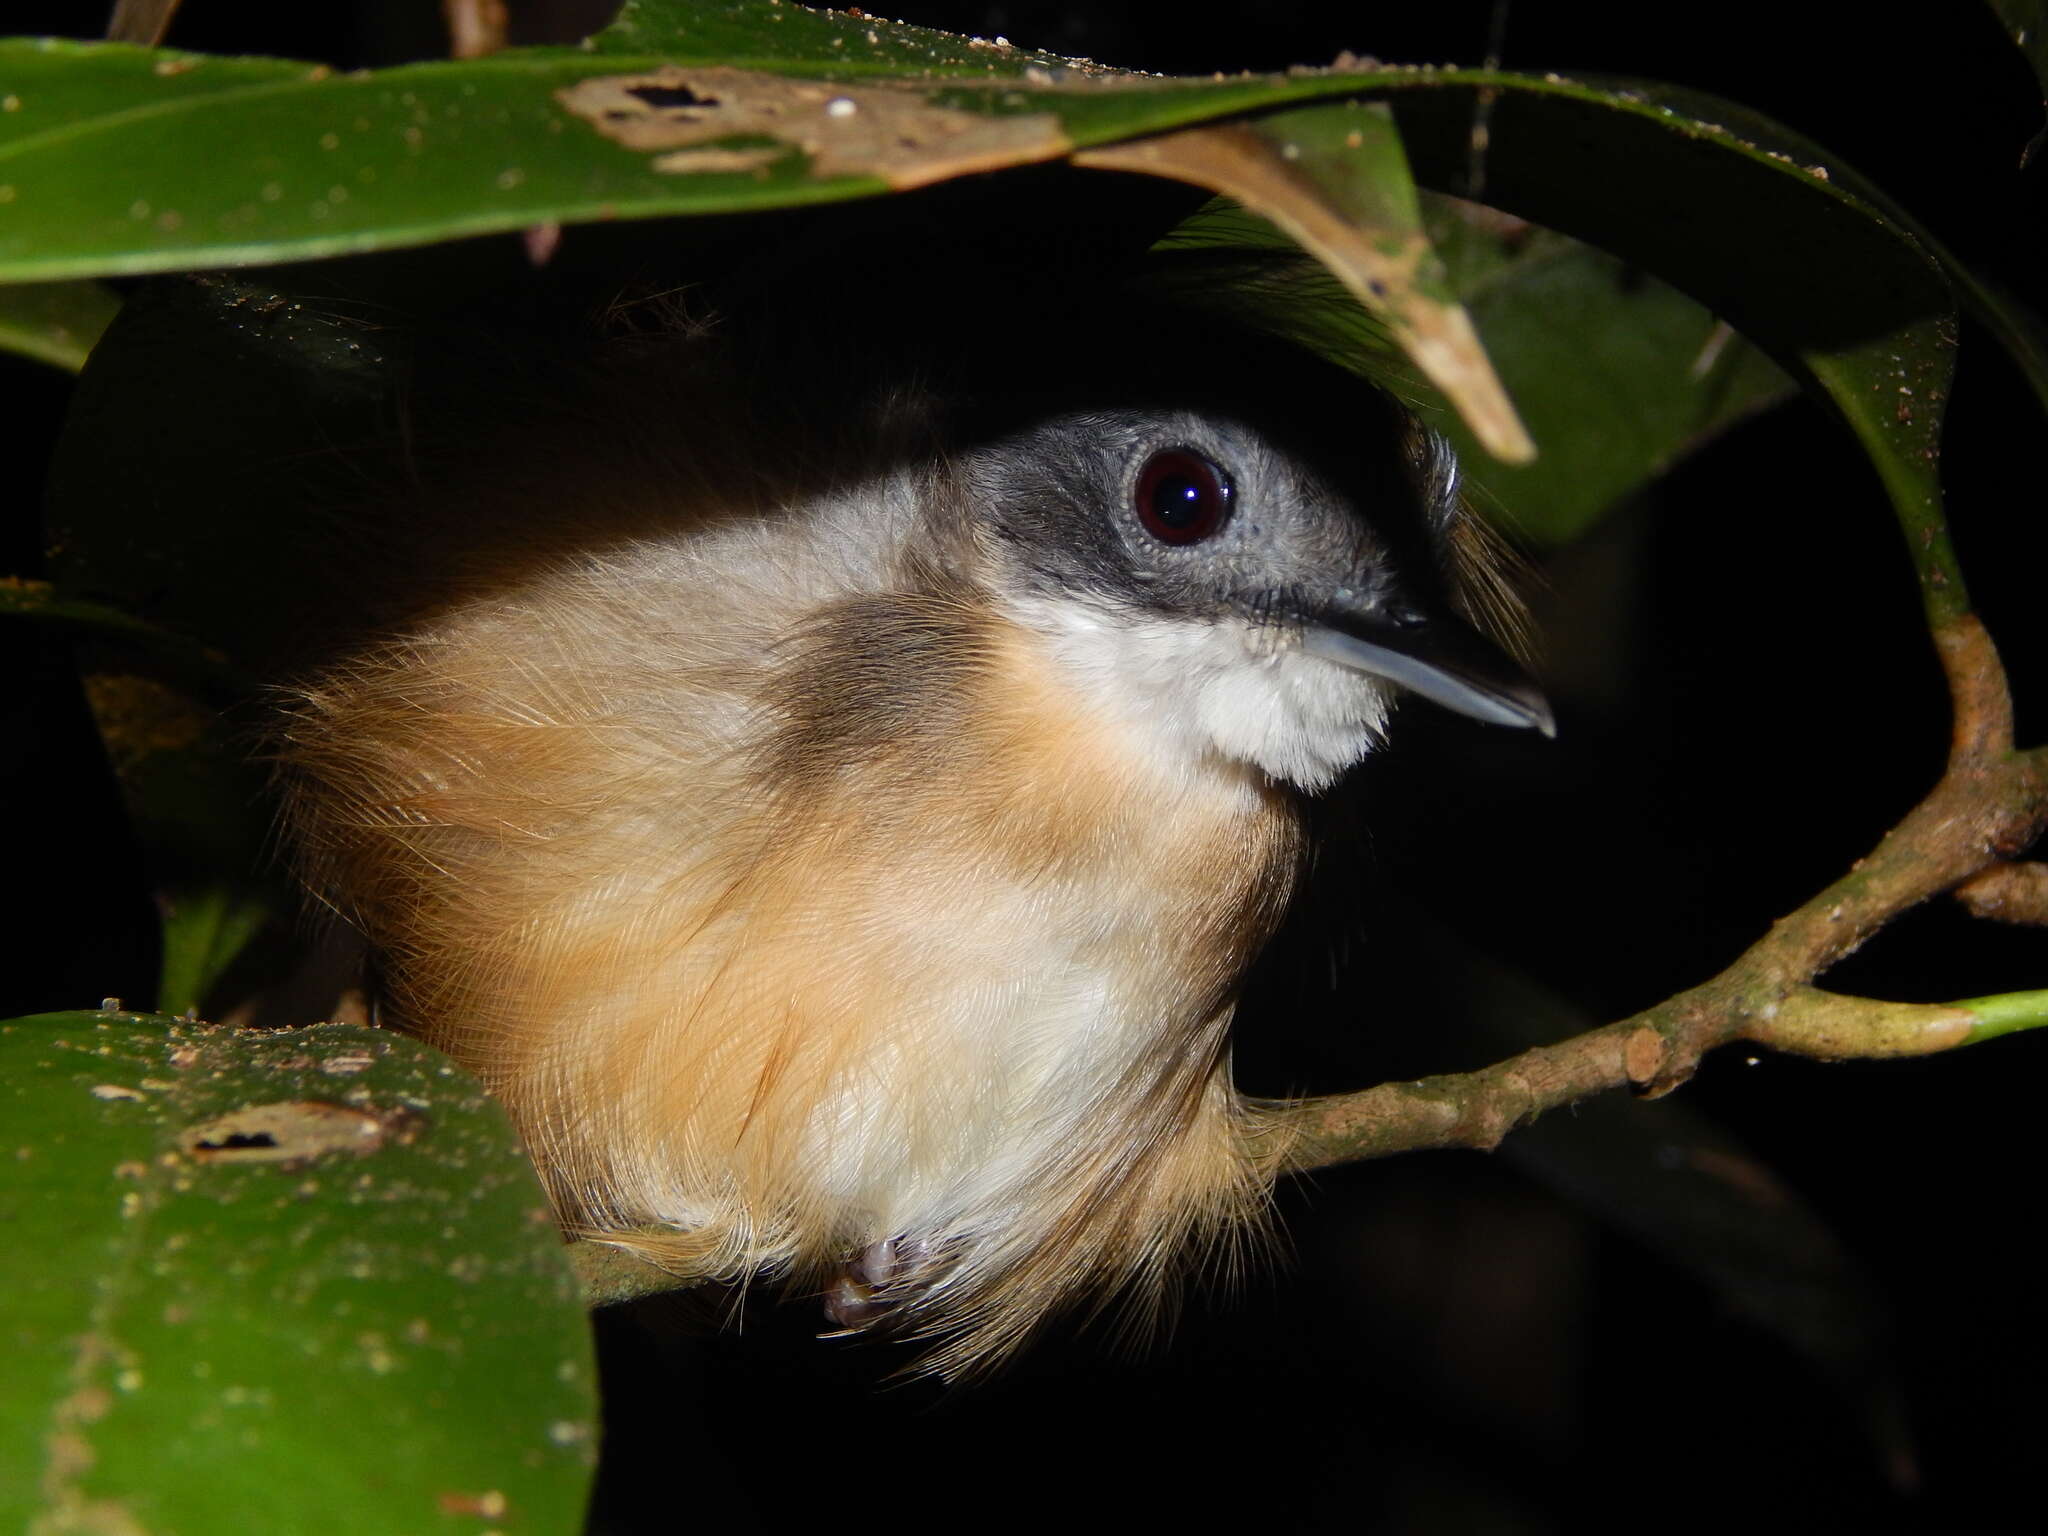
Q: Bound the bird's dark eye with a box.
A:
[1134,448,1232,546]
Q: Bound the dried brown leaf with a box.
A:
[556,66,1071,189]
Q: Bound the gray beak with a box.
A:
[1303,607,1556,737]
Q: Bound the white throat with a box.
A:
[1005,595,1395,792]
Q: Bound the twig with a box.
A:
[572,1238,686,1306]
[1955,863,2048,926]
[1273,613,2048,1173]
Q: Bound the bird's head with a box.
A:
[944,377,1553,792]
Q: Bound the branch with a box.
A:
[571,1238,688,1306]
[1954,862,2048,926]
[1274,614,2048,1174]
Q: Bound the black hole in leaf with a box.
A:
[628,86,720,110]
[198,1131,279,1151]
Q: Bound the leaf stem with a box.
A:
[1958,989,2048,1045]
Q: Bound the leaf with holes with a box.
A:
[0,1009,595,1535]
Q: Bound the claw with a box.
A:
[819,1234,928,1330]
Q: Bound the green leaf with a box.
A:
[154,882,270,1022]
[0,35,1429,284]
[66,661,281,1018]
[0,39,313,144]
[1420,202,1794,547]
[587,0,1089,73]
[7,571,270,1018]
[1370,70,1971,620]
[0,1009,596,1535]
[0,279,119,370]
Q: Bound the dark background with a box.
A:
[7,3,2044,1531]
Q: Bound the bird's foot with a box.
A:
[821,1234,927,1330]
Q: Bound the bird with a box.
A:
[273,271,1553,1380]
